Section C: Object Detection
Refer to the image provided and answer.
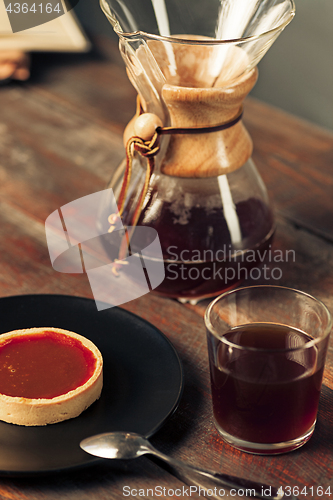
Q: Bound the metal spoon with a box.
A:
[80,431,290,500]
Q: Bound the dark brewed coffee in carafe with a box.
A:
[114,157,274,301]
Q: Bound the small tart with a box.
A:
[0,327,103,426]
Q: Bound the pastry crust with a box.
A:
[0,327,103,426]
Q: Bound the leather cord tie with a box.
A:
[108,104,244,234]
[107,104,243,275]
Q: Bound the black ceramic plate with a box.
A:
[0,294,183,476]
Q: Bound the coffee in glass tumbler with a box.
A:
[205,286,332,454]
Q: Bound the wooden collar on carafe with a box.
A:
[108,67,257,237]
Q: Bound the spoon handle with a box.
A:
[149,446,287,500]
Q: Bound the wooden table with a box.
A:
[0,37,332,500]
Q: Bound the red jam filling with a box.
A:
[0,331,97,399]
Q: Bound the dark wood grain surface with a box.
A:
[0,37,332,500]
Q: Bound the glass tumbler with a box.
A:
[205,285,332,454]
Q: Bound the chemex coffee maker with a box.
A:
[98,0,295,303]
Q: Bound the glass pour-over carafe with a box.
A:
[99,0,295,303]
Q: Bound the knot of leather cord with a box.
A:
[130,132,160,158]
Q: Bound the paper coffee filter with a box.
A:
[101,0,295,87]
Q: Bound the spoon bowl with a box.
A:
[81,432,151,460]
